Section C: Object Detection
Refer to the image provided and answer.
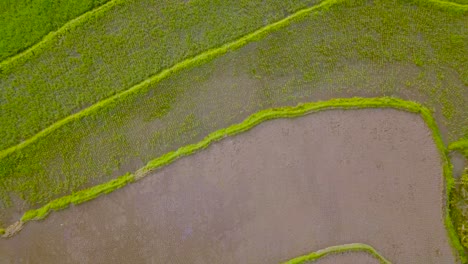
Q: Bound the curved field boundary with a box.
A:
[1,97,465,263]
[0,0,126,74]
[419,0,468,11]
[1,0,467,159]
[282,243,390,264]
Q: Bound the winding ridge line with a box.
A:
[0,0,126,74]
[1,97,466,263]
[0,0,341,160]
[282,243,391,264]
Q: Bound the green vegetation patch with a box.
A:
[20,173,134,222]
[450,139,468,159]
[283,243,390,264]
[449,138,468,254]
[0,0,324,151]
[0,0,111,62]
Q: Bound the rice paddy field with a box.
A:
[0,0,467,263]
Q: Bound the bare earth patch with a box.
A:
[0,109,455,263]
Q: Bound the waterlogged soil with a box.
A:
[304,252,380,264]
[0,109,456,263]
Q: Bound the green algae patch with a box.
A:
[283,243,391,264]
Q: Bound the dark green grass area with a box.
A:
[0,0,467,255]
[0,0,110,61]
[0,0,322,151]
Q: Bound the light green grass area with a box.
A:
[0,0,466,245]
[0,0,110,62]
[0,0,322,151]
[282,243,390,264]
[10,97,466,262]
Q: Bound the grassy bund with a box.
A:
[283,243,390,264]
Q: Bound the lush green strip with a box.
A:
[0,0,125,74]
[7,97,465,263]
[0,0,340,160]
[417,0,468,12]
[282,243,391,264]
[449,139,468,158]
[20,173,134,222]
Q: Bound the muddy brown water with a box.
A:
[0,109,456,263]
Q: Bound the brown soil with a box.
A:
[0,109,456,263]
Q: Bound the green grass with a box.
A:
[0,0,324,151]
[449,138,468,252]
[8,97,466,263]
[0,0,111,62]
[20,173,134,222]
[450,139,468,158]
[282,243,390,264]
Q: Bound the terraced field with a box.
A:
[0,0,467,263]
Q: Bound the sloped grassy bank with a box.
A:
[3,97,465,262]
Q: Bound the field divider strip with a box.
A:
[282,243,391,264]
[0,0,341,159]
[1,96,466,264]
[449,139,468,158]
[0,0,126,74]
